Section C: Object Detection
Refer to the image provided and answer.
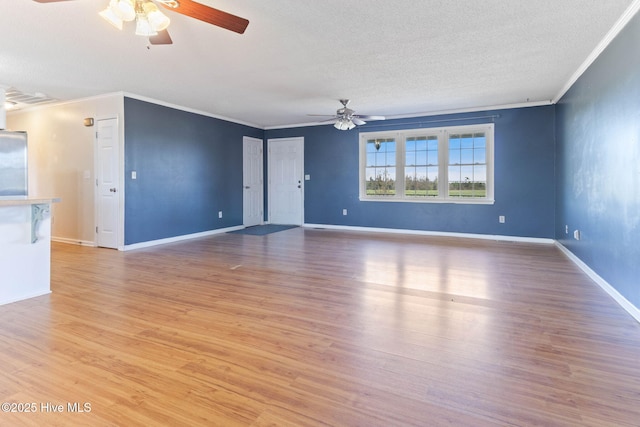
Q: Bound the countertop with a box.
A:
[0,196,61,207]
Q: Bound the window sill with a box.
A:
[359,197,495,205]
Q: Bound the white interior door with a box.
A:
[268,137,304,225]
[243,136,264,227]
[96,118,119,249]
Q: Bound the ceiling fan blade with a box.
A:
[149,29,173,45]
[161,0,249,34]
[307,114,339,118]
[355,115,386,121]
[32,0,73,2]
[352,117,367,126]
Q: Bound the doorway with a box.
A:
[267,137,304,225]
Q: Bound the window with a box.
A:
[360,124,494,203]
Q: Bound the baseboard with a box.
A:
[0,290,51,307]
[555,242,640,324]
[122,225,245,251]
[303,223,555,244]
[52,237,96,247]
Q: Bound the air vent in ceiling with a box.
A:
[5,87,57,110]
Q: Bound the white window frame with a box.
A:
[359,123,494,204]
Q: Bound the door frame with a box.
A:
[267,136,304,225]
[242,136,264,227]
[94,116,123,249]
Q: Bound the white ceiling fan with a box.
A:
[309,99,385,130]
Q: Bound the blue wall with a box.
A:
[556,13,640,307]
[124,97,263,244]
[266,106,556,238]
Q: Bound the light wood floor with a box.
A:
[1,228,640,426]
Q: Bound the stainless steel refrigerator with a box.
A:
[0,130,28,196]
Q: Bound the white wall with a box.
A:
[6,94,124,245]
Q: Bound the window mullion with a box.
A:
[397,133,405,198]
[439,130,448,200]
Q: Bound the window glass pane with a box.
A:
[385,150,396,166]
[405,135,437,197]
[366,138,396,196]
[366,152,377,167]
[447,131,488,198]
[461,165,474,185]
[415,138,427,151]
[449,135,460,150]
[366,169,395,195]
[406,166,429,197]
[473,181,487,197]
[474,148,486,164]
[461,148,473,164]
[405,151,415,166]
[416,150,427,165]
[449,147,460,165]
[448,165,461,196]
[474,164,487,182]
[460,133,474,149]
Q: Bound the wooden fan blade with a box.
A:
[161,0,249,34]
[149,29,173,45]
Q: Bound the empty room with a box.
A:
[1,1,639,426]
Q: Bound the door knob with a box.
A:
[244,186,250,189]
[110,188,117,192]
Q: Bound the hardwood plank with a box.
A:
[1,228,639,426]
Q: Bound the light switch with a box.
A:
[131,171,137,179]
[305,174,310,180]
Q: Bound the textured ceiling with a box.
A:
[0,0,637,128]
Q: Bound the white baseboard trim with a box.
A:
[52,237,96,247]
[122,225,244,251]
[303,223,555,245]
[0,290,51,307]
[555,242,640,324]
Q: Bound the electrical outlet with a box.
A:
[573,229,581,240]
[343,209,348,216]
[499,215,505,223]
[218,211,222,219]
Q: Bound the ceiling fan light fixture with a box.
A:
[143,2,170,31]
[135,14,157,36]
[334,118,356,131]
[112,0,136,21]
[99,6,124,30]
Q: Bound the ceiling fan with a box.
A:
[33,0,249,45]
[309,99,385,130]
